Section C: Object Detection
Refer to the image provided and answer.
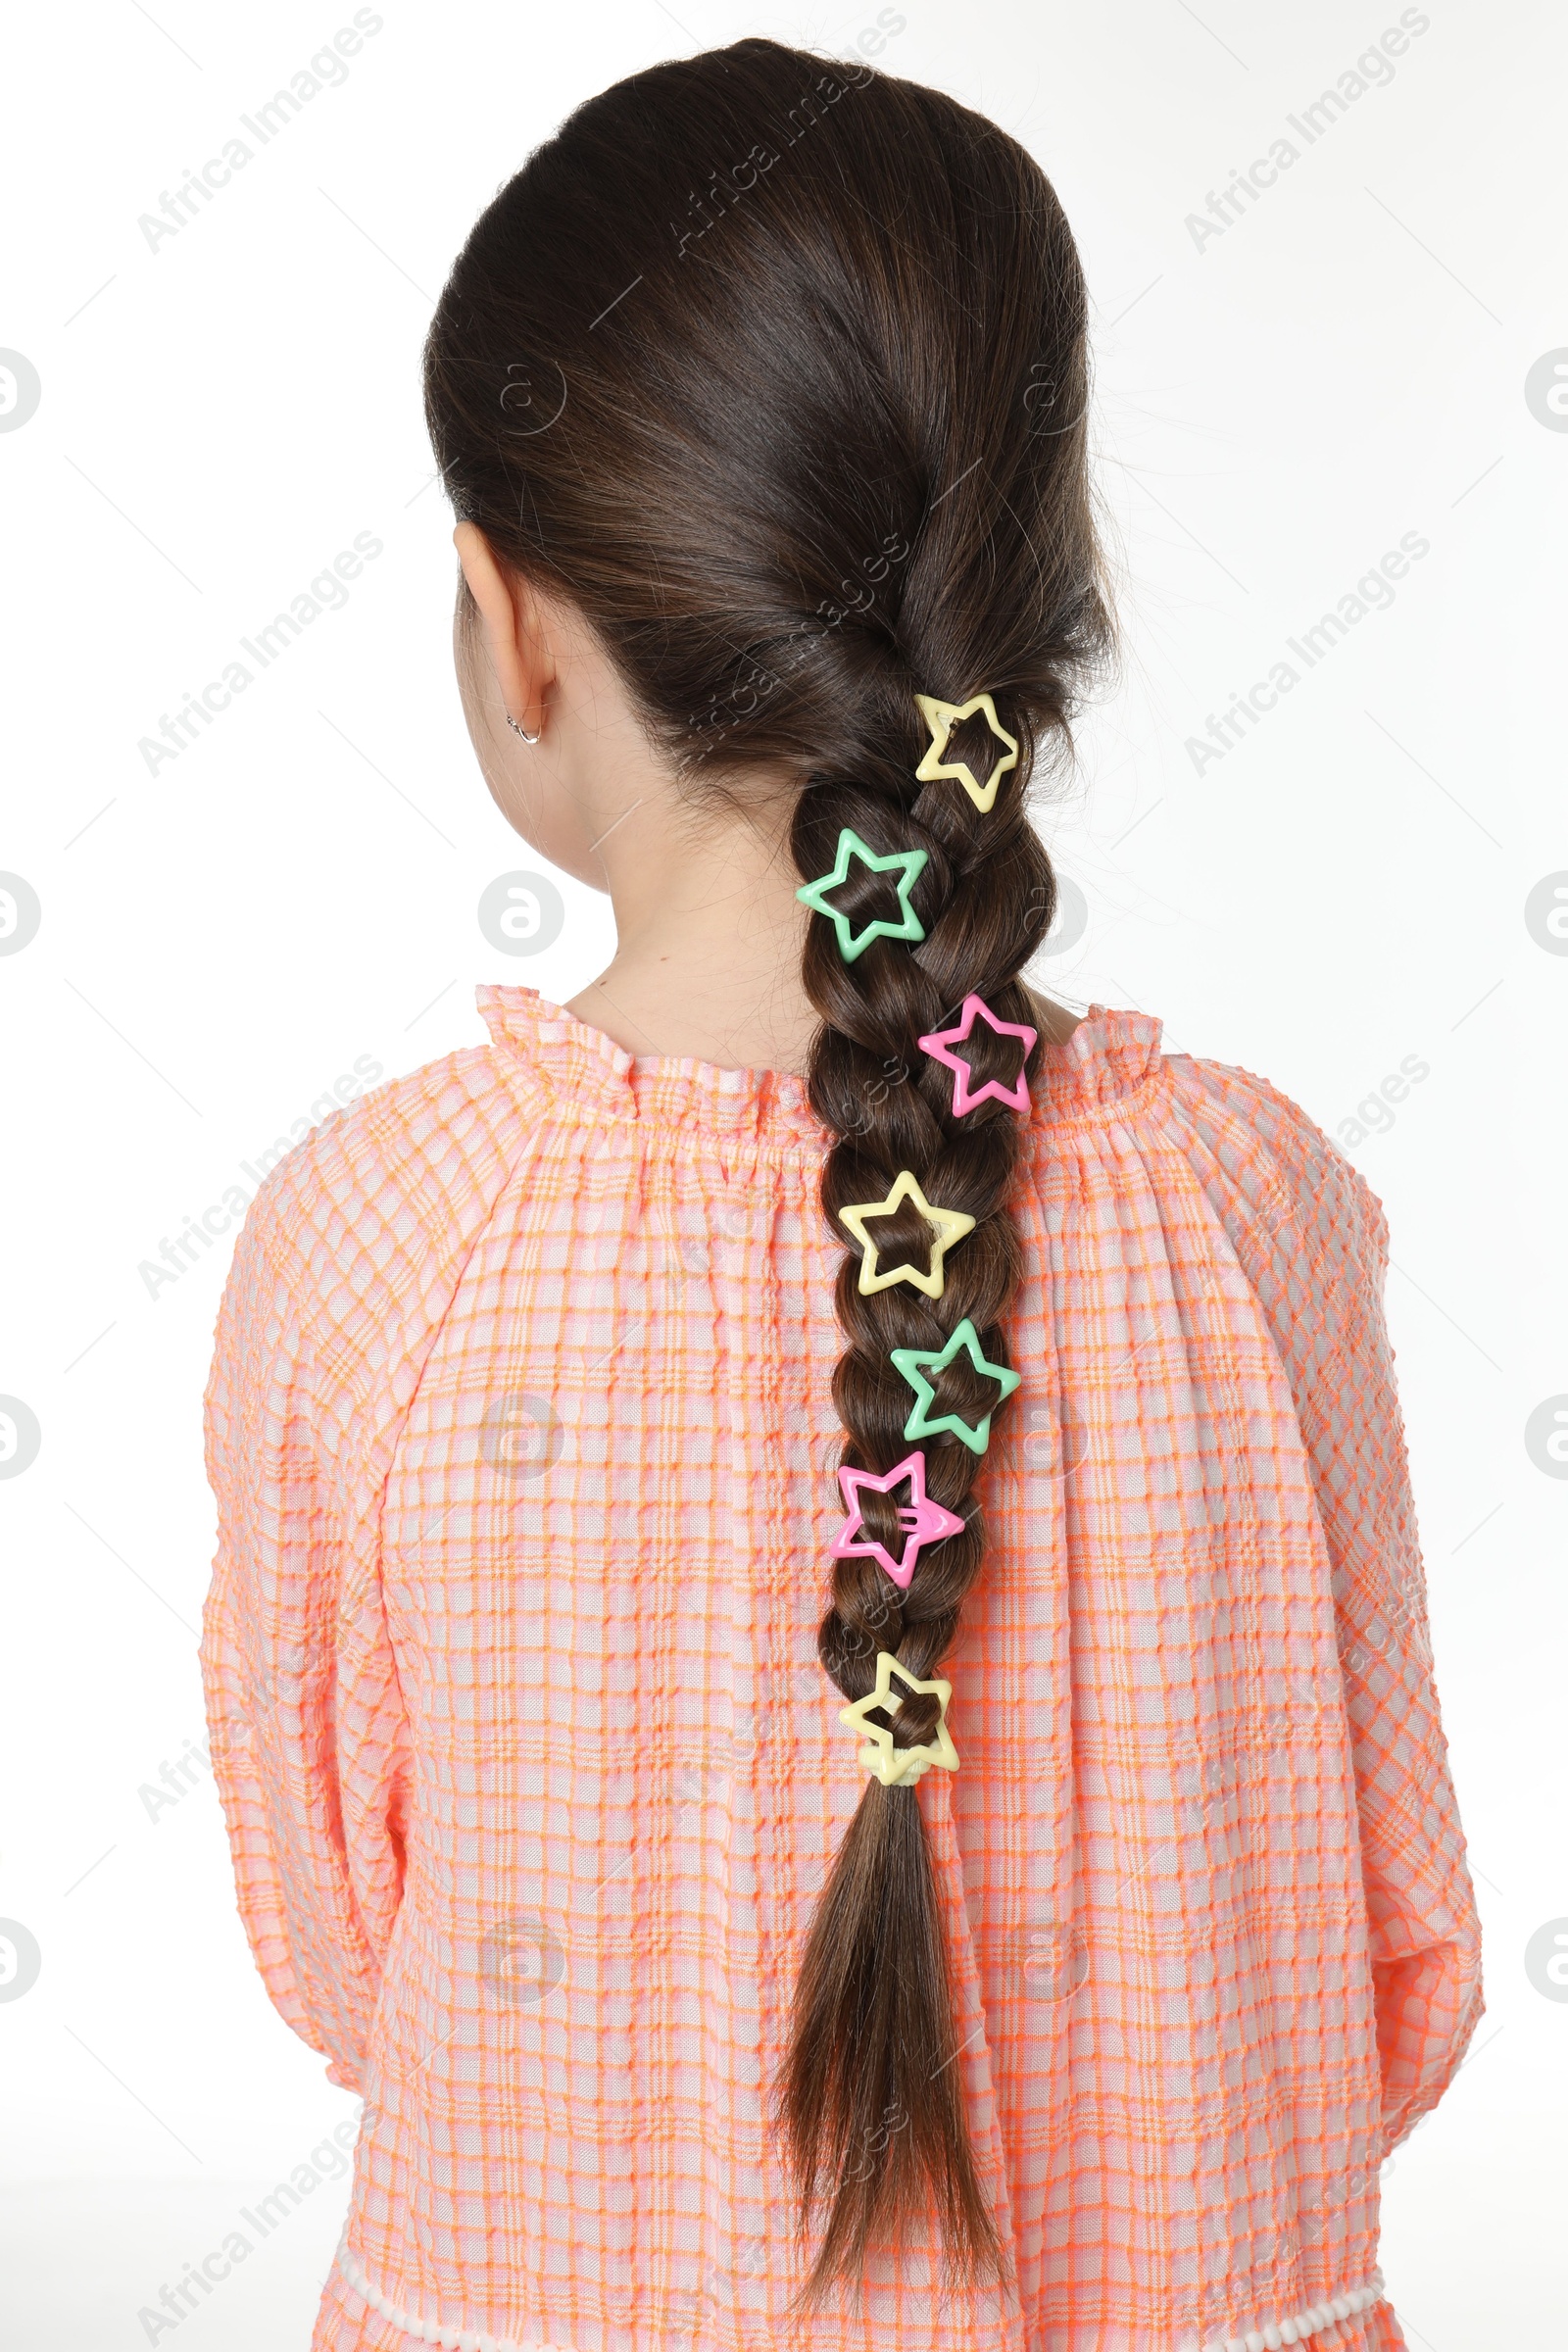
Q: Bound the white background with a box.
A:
[1,1,1564,2344]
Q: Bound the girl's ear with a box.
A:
[453,522,553,738]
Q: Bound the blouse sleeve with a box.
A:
[199,1173,410,2092]
[1260,1115,1485,2154]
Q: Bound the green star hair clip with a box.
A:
[890,1316,1021,1455]
[796,827,928,964]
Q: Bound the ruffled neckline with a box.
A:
[476,985,1165,1149]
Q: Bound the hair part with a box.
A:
[423,35,1112,2304]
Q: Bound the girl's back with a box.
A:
[205,986,1476,2350]
[200,36,1480,2352]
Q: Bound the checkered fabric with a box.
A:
[201,988,1482,2352]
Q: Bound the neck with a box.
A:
[566,795,821,1075]
[564,786,1082,1075]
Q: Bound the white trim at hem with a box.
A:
[336,2239,571,2352]
[1202,2271,1386,2351]
[335,2235,1386,2352]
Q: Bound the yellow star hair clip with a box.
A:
[913,691,1019,814]
[838,1170,976,1298]
[839,1650,958,1788]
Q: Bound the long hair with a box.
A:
[423,36,1111,2303]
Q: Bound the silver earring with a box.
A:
[506,713,541,743]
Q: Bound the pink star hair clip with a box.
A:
[831,1451,965,1590]
[918,992,1038,1118]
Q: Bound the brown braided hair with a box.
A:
[422,35,1112,2302]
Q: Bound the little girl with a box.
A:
[201,37,1482,2352]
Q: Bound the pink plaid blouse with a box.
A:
[200,987,1482,2352]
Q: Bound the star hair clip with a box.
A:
[890,1316,1021,1456]
[839,1649,959,1788]
[795,827,928,965]
[913,690,1018,814]
[837,1170,975,1298]
[831,1451,965,1590]
[918,993,1038,1119]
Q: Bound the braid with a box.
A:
[778,696,1052,2296]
